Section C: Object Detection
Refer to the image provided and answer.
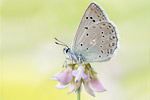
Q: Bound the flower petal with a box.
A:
[78,65,85,71]
[90,78,106,92]
[72,70,78,76]
[84,71,91,82]
[84,82,95,97]
[68,80,81,94]
[51,77,57,80]
[58,67,73,85]
[74,66,86,82]
[81,73,87,79]
[51,70,63,79]
[74,81,81,92]
[55,83,68,89]
[67,83,75,94]
[75,75,82,83]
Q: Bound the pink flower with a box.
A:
[84,81,95,96]
[51,64,106,97]
[81,66,106,96]
[90,76,106,92]
[72,65,87,82]
[52,66,73,85]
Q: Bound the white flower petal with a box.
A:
[55,83,68,89]
[75,75,82,83]
[81,73,87,79]
[72,70,78,76]
[67,83,75,94]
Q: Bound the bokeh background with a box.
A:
[1,0,150,100]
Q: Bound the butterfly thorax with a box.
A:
[63,47,82,63]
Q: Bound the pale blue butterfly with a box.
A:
[55,2,120,64]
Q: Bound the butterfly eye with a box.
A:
[66,48,69,53]
[86,17,88,19]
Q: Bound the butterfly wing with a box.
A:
[72,2,109,48]
[73,22,119,62]
[71,2,120,62]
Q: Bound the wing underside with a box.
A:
[71,2,119,62]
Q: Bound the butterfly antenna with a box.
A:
[54,37,68,48]
[55,38,67,45]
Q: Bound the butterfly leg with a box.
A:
[70,56,74,65]
[78,56,81,64]
[63,59,68,68]
[64,56,73,67]
[78,55,85,65]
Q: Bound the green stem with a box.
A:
[77,87,80,100]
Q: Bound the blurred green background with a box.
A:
[1,0,150,100]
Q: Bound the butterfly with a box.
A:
[55,2,120,64]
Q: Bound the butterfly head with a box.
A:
[63,47,70,55]
[55,37,70,55]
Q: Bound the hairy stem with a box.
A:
[77,87,80,100]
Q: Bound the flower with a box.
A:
[72,65,87,82]
[67,79,81,94]
[52,65,73,85]
[51,63,106,97]
[83,64,106,96]
[90,75,106,92]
